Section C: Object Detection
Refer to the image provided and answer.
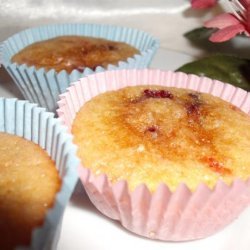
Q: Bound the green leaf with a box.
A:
[176,54,250,91]
[184,27,250,59]
[184,27,215,41]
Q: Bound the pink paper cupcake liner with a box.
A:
[57,69,250,241]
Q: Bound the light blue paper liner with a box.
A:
[0,98,79,250]
[1,23,159,112]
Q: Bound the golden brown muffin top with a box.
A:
[72,86,250,192]
[11,35,140,73]
[0,132,61,250]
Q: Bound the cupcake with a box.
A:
[57,69,250,241]
[0,98,79,249]
[1,23,159,112]
[11,35,140,73]
[0,132,61,250]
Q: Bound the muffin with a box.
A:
[57,69,250,241]
[0,132,61,250]
[72,85,250,192]
[1,23,159,112]
[0,98,79,249]
[11,35,140,73]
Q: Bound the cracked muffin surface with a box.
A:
[72,85,250,192]
[11,35,140,73]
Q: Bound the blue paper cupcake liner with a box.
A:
[1,23,159,112]
[0,98,79,250]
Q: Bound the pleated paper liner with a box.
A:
[0,98,79,250]
[1,23,159,112]
[57,69,250,241]
[0,42,3,65]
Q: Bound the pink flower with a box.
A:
[204,1,250,42]
[191,0,218,9]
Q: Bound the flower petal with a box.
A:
[245,6,250,34]
[191,0,217,9]
[209,24,246,42]
[205,13,240,29]
[240,0,250,9]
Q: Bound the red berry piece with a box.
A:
[147,126,157,132]
[186,103,200,115]
[143,89,174,99]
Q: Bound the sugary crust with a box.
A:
[11,35,140,73]
[72,85,250,192]
[0,132,61,249]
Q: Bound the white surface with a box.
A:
[1,48,249,250]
